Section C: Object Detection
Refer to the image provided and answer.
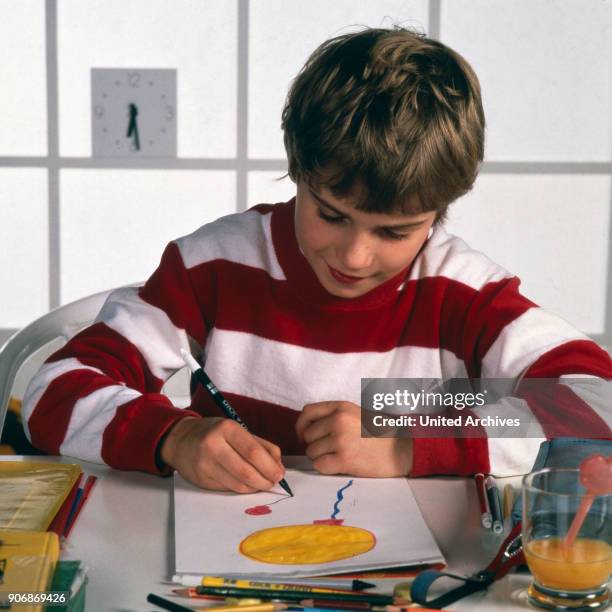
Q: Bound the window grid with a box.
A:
[0,0,610,350]
[47,0,60,311]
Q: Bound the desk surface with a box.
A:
[2,456,536,611]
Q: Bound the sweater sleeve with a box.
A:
[411,276,612,477]
[21,241,209,474]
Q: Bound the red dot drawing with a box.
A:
[245,505,272,515]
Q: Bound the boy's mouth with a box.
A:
[327,264,367,284]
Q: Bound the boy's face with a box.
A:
[295,180,436,299]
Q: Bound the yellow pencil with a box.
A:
[201,576,354,595]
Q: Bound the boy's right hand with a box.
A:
[160,416,285,493]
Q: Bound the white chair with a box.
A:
[0,283,192,439]
[0,287,118,436]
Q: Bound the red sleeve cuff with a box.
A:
[101,393,200,475]
[410,437,490,476]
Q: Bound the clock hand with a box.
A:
[127,103,141,151]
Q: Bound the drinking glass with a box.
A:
[522,468,611,610]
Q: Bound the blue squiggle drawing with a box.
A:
[331,480,354,519]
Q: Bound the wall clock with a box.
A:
[91,68,177,157]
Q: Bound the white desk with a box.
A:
[2,456,534,611]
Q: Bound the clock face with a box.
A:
[91,68,177,157]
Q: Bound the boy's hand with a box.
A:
[295,401,412,477]
[160,416,285,493]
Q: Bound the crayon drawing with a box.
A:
[245,496,289,515]
[240,479,377,565]
[173,468,444,580]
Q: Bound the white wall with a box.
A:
[0,0,610,349]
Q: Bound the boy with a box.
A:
[22,28,612,493]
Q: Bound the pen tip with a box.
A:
[279,478,293,497]
[353,580,376,590]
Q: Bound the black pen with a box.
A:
[147,592,194,612]
[485,475,503,534]
[180,349,293,496]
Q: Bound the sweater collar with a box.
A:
[271,198,415,310]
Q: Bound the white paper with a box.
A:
[173,469,444,582]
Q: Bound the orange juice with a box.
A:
[525,537,612,590]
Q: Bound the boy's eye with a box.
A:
[379,228,410,241]
[317,208,345,224]
[316,205,412,240]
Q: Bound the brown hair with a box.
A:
[281,27,485,222]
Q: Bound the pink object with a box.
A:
[245,505,272,515]
[579,454,612,494]
[564,455,612,551]
[313,518,344,525]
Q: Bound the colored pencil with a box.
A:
[180,349,293,496]
[233,579,375,591]
[385,607,443,612]
[173,590,373,610]
[201,577,360,595]
[50,473,82,536]
[63,475,98,538]
[173,588,224,599]
[289,608,365,612]
[195,586,401,606]
[62,485,83,537]
[172,588,358,612]
[205,604,289,612]
[302,599,371,609]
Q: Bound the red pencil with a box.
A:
[172,588,224,600]
[474,473,492,529]
[64,475,98,538]
[304,599,371,609]
[49,474,82,536]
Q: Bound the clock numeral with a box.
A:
[165,105,174,121]
[128,71,141,88]
[94,105,105,118]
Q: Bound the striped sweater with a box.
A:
[22,199,612,476]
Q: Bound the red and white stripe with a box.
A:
[21,200,612,476]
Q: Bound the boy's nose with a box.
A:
[337,233,374,271]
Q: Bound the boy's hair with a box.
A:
[282,27,485,222]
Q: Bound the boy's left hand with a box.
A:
[295,401,412,477]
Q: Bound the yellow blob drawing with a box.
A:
[240,523,376,565]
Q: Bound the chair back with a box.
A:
[0,287,117,434]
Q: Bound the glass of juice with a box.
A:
[522,468,611,610]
